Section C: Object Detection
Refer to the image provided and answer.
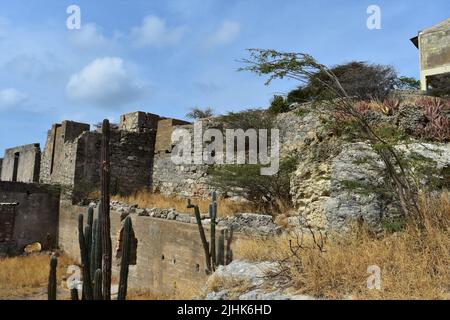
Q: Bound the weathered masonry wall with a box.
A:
[73,129,158,197]
[40,121,90,186]
[58,202,239,294]
[152,120,214,197]
[417,18,450,90]
[0,144,41,183]
[119,111,160,133]
[0,203,17,257]
[0,182,60,255]
[38,112,194,201]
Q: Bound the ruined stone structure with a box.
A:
[34,112,192,202]
[0,144,40,183]
[411,18,450,90]
[0,182,60,256]
[58,201,239,294]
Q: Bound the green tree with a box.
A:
[396,76,420,90]
[269,95,290,114]
[186,107,215,119]
[283,61,398,104]
[239,49,420,222]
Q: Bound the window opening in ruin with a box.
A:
[50,124,60,175]
[12,152,20,182]
[195,263,200,272]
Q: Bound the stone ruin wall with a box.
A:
[58,201,241,295]
[0,143,41,183]
[0,181,60,256]
[37,112,163,202]
[0,110,304,202]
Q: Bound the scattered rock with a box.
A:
[167,211,177,220]
[24,242,42,254]
[218,213,282,236]
[205,290,229,300]
[176,213,192,223]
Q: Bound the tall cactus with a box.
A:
[210,191,217,270]
[78,214,93,300]
[100,119,112,300]
[90,218,102,281]
[87,206,94,230]
[117,216,133,300]
[93,269,103,300]
[188,199,212,273]
[47,255,57,300]
[187,191,220,273]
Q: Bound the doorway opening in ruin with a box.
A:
[0,205,16,243]
[12,152,20,182]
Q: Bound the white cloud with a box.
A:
[130,15,185,48]
[66,57,146,108]
[0,88,28,110]
[207,20,240,47]
[69,23,109,50]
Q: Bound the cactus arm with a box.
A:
[47,255,58,300]
[93,269,103,300]
[117,217,133,300]
[78,214,93,300]
[100,119,112,300]
[188,199,212,273]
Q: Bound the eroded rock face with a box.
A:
[290,138,450,231]
[325,142,391,232]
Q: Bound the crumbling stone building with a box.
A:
[0,143,41,183]
[411,18,450,90]
[35,111,191,202]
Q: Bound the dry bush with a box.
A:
[112,190,258,217]
[234,191,450,299]
[206,274,253,299]
[0,253,75,298]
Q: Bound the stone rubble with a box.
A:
[97,201,282,235]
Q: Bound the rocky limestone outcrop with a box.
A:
[280,100,450,231]
[204,260,314,300]
[289,135,450,231]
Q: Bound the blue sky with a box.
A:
[0,0,448,156]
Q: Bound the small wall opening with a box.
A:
[12,152,20,182]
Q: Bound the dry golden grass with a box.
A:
[112,189,258,217]
[0,253,75,299]
[206,275,253,300]
[234,191,450,300]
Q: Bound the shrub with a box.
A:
[216,108,275,131]
[186,107,214,119]
[286,61,398,103]
[415,97,450,142]
[396,76,420,90]
[208,156,297,214]
[269,95,290,114]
